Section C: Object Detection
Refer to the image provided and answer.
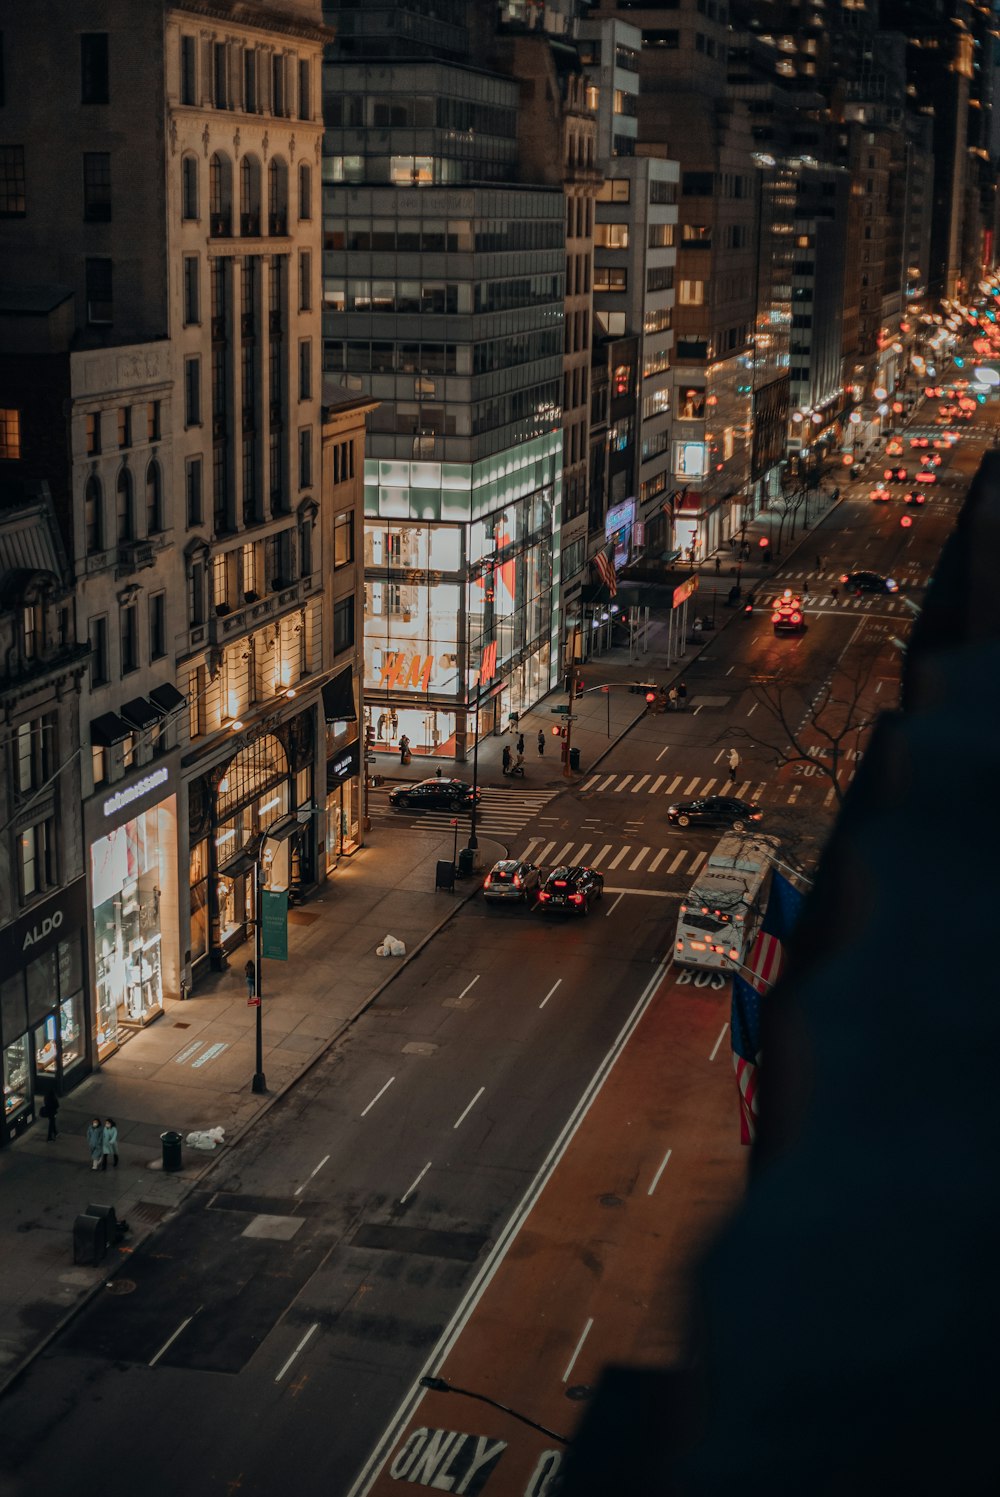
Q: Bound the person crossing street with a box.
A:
[726,747,741,784]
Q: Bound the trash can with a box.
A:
[457,847,474,878]
[160,1130,183,1173]
[569,747,581,772]
[73,1212,108,1266]
[86,1203,120,1246]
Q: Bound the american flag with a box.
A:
[730,870,804,1145]
[592,547,618,598]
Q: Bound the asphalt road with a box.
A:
[0,391,985,1497]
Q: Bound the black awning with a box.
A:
[322,668,356,723]
[120,697,161,731]
[91,712,132,747]
[149,682,187,715]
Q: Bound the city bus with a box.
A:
[674,833,778,972]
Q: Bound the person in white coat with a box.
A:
[101,1117,119,1170]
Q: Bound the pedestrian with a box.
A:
[244,959,256,1000]
[831,584,839,604]
[714,555,722,575]
[377,712,387,740]
[399,733,411,765]
[514,751,524,774]
[692,616,703,635]
[87,1117,104,1171]
[537,728,545,756]
[668,685,679,711]
[502,744,512,775]
[101,1117,119,1170]
[726,747,741,783]
[677,681,688,709]
[762,547,772,564]
[516,732,524,756]
[41,1082,59,1141]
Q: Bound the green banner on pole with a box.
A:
[261,889,289,960]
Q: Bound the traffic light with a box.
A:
[645,690,657,707]
[365,723,376,751]
[551,724,561,736]
[758,536,768,548]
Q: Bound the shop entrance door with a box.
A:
[33,1015,59,1084]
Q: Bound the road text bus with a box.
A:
[674,833,778,971]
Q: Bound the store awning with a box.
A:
[120,697,161,731]
[322,667,356,723]
[91,712,132,747]
[149,682,187,716]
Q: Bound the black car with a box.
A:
[482,859,541,904]
[839,570,899,594]
[388,777,481,810]
[536,865,604,915]
[667,796,763,831]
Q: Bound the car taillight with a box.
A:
[484,874,492,888]
[570,893,584,904]
[840,574,849,584]
[771,611,781,623]
[513,875,522,888]
[752,811,763,819]
[791,612,801,624]
[554,880,567,888]
[538,891,550,902]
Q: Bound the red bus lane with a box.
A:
[361,967,746,1497]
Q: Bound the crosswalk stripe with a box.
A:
[688,850,707,876]
[614,774,634,792]
[537,841,557,863]
[575,842,592,864]
[666,775,683,794]
[650,775,666,795]
[596,774,616,793]
[735,780,751,797]
[521,838,541,860]
[700,778,718,797]
[608,845,632,870]
[580,775,600,792]
[553,841,575,865]
[648,848,668,873]
[752,782,766,801]
[591,844,613,867]
[683,776,700,795]
[631,775,650,793]
[668,850,687,874]
[629,847,650,872]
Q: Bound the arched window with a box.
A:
[298,160,311,221]
[181,154,199,220]
[146,460,163,534]
[116,468,134,543]
[240,155,261,236]
[209,152,233,236]
[84,475,104,554]
[268,156,288,235]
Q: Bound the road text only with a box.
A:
[388,1426,564,1494]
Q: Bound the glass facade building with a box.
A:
[322,55,565,759]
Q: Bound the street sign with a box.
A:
[261,889,288,960]
[550,705,570,714]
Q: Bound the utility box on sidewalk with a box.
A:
[86,1203,121,1246]
[160,1130,183,1173]
[73,1212,108,1266]
[569,747,581,772]
[435,859,456,891]
[457,847,474,878]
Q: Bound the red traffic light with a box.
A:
[551,724,561,736]
[900,514,913,528]
[645,690,656,704]
[758,536,769,548]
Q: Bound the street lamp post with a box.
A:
[467,690,480,854]
[251,849,266,1094]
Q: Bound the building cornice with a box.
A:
[168,0,332,47]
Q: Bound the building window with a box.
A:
[146,460,163,533]
[85,257,113,324]
[299,517,312,579]
[0,407,21,460]
[333,595,354,654]
[184,357,201,426]
[116,468,134,542]
[244,48,258,112]
[181,154,198,219]
[272,53,285,116]
[149,592,166,660]
[679,279,705,305]
[180,34,197,104]
[267,156,288,234]
[186,456,203,526]
[86,411,101,455]
[120,602,138,673]
[298,427,312,487]
[117,406,131,448]
[298,161,311,220]
[0,145,26,217]
[84,476,104,552]
[298,339,312,401]
[298,57,310,120]
[298,249,311,311]
[213,41,228,109]
[80,33,109,105]
[82,151,111,221]
[333,509,353,568]
[89,614,109,685]
[13,718,49,795]
[92,744,108,788]
[19,817,56,902]
[147,400,161,442]
[594,222,629,249]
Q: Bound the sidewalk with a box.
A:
[0,475,847,1394]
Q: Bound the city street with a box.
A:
[0,397,986,1496]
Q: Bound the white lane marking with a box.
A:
[752,782,766,801]
[647,1148,673,1197]
[631,775,651,793]
[596,774,617,792]
[824,786,836,807]
[683,776,700,795]
[294,1154,331,1195]
[666,775,683,794]
[521,837,542,860]
[726,665,735,675]
[648,848,668,873]
[149,1310,200,1368]
[539,979,562,1009]
[453,1086,485,1131]
[580,775,600,791]
[591,844,613,867]
[746,702,758,719]
[875,680,882,694]
[656,745,670,762]
[787,785,801,804]
[668,850,687,874]
[608,846,632,870]
[562,1317,594,1383]
[275,1322,320,1383]
[601,887,676,897]
[456,975,480,1003]
[348,960,672,1497]
[700,778,718,797]
[573,842,593,864]
[553,841,575,865]
[629,847,650,872]
[688,850,707,875]
[650,775,666,795]
[614,774,634,792]
[605,892,626,918]
[400,1162,431,1204]
[537,841,558,863]
[709,1023,729,1062]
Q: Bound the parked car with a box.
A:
[482,859,540,904]
[666,796,763,831]
[839,570,899,594]
[536,865,604,915]
[388,778,481,810]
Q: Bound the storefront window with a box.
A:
[60,993,82,1070]
[190,839,209,963]
[3,1034,30,1120]
[91,803,172,1048]
[34,1015,58,1077]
